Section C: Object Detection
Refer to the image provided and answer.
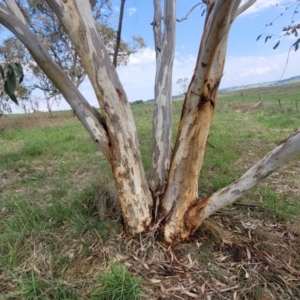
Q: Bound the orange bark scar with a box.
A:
[186,196,211,232]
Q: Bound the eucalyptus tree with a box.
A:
[0,0,299,244]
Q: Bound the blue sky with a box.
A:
[1,0,299,111]
[96,0,299,104]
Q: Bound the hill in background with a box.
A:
[220,75,300,93]
[141,76,300,104]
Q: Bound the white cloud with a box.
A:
[128,7,137,16]
[117,48,156,101]
[222,51,299,87]
[241,0,285,15]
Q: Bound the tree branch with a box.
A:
[113,0,126,67]
[4,0,26,24]
[234,0,256,19]
[176,2,204,22]
[189,127,300,231]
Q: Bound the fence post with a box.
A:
[278,99,282,112]
[260,95,264,110]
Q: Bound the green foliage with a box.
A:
[93,264,144,300]
[0,62,24,105]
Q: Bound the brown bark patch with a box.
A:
[185,196,211,234]
[116,87,125,103]
[197,94,209,111]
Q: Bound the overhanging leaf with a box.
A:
[0,64,4,80]
[4,81,18,104]
[9,62,24,83]
[4,68,18,105]
[292,38,300,51]
[265,35,271,43]
[273,40,280,50]
[256,34,262,41]
[16,63,24,83]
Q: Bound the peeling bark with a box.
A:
[45,0,153,235]
[161,0,243,243]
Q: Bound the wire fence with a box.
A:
[217,99,300,114]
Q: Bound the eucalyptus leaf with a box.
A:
[16,63,24,83]
[9,62,24,83]
[4,68,18,104]
[0,64,4,80]
[273,40,280,50]
[4,81,18,105]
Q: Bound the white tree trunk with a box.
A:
[161,0,242,243]
[150,0,176,218]
[45,0,154,235]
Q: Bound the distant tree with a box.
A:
[131,100,143,105]
[113,0,126,67]
[30,63,61,117]
[176,78,189,96]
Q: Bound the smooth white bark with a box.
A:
[150,0,176,196]
[45,0,153,234]
[5,0,26,24]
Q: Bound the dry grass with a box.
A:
[0,110,76,131]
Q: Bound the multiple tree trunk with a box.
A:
[1,0,299,244]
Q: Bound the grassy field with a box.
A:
[219,82,300,102]
[218,82,300,114]
[0,83,300,299]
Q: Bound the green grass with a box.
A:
[219,82,300,103]
[259,187,300,222]
[9,271,77,300]
[92,264,144,300]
